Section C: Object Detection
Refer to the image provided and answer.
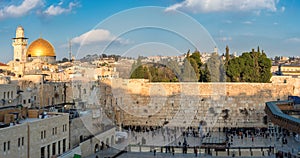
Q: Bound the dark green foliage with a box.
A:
[226,48,272,83]
[206,52,225,82]
[130,65,147,79]
[225,45,230,63]
[200,64,211,82]
[181,58,198,82]
[184,50,206,82]
[129,47,271,83]
[130,61,178,82]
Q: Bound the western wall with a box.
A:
[99,77,300,131]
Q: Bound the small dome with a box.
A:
[27,38,56,57]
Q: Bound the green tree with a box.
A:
[130,65,145,79]
[225,45,230,63]
[184,50,203,81]
[200,64,211,82]
[206,52,225,82]
[226,48,272,83]
[181,58,198,82]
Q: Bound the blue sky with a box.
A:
[0,0,299,63]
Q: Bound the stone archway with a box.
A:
[94,143,99,153]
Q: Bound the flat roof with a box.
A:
[0,112,67,130]
[266,101,300,124]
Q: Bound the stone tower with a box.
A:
[12,26,28,62]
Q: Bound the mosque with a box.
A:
[7,26,58,78]
[12,26,56,63]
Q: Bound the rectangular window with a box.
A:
[4,92,6,99]
[55,127,57,134]
[52,142,56,155]
[28,99,31,103]
[22,137,24,146]
[41,131,43,139]
[23,100,26,104]
[52,128,54,135]
[58,141,61,154]
[11,91,13,98]
[44,130,46,138]
[7,141,10,151]
[47,145,50,158]
[63,139,66,152]
[3,142,6,151]
[18,138,20,147]
[41,146,45,158]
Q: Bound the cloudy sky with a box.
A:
[0,0,299,62]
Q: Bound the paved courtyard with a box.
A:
[109,127,300,157]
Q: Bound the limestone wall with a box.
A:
[100,78,300,130]
[70,112,115,150]
[0,123,28,158]
[0,113,69,158]
[28,113,69,158]
[79,127,115,157]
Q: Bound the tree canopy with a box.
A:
[226,48,272,82]
[129,47,272,83]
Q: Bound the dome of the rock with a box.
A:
[27,38,55,57]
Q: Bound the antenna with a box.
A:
[68,39,72,62]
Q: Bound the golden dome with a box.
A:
[27,38,56,57]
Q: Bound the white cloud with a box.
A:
[72,29,132,45]
[165,0,279,13]
[0,0,43,19]
[285,37,300,43]
[243,21,252,25]
[218,37,232,42]
[44,1,79,16]
[223,20,232,24]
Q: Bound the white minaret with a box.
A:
[12,26,28,62]
[213,46,218,54]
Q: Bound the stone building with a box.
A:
[69,111,116,157]
[27,38,56,64]
[8,26,57,78]
[16,75,66,108]
[0,76,19,107]
[0,111,69,158]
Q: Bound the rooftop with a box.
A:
[0,112,67,130]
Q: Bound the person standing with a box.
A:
[172,146,175,156]
[194,147,198,157]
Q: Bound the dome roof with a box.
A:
[27,38,56,57]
